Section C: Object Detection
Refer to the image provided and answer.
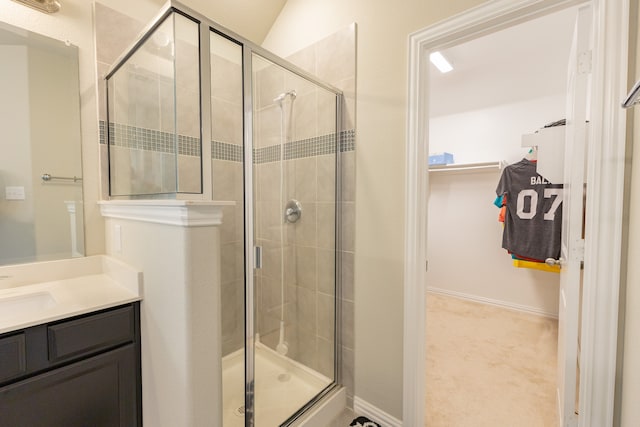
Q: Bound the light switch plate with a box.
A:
[5,186,25,200]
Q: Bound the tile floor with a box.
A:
[324,408,359,426]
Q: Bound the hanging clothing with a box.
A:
[494,194,507,223]
[512,258,561,273]
[496,158,563,261]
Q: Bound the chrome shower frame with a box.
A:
[105,1,344,425]
[11,0,60,13]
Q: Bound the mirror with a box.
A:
[0,21,84,266]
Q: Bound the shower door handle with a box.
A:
[255,246,263,269]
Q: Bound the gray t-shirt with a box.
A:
[496,159,563,261]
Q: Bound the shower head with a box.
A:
[273,90,297,104]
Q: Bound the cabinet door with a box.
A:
[0,345,139,427]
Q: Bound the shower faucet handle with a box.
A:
[284,199,302,223]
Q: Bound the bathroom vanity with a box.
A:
[0,256,142,427]
[0,303,141,426]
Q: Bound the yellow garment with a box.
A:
[512,259,560,273]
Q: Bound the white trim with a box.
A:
[578,0,629,424]
[426,287,559,319]
[98,200,234,227]
[408,0,585,51]
[354,396,402,427]
[405,0,628,426]
[402,4,429,424]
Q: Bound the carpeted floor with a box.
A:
[425,293,558,427]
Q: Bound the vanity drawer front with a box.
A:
[0,334,26,382]
[48,306,135,362]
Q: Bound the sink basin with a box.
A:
[0,291,57,321]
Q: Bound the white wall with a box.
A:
[103,215,222,426]
[429,95,568,165]
[620,5,640,425]
[263,0,486,419]
[621,110,640,427]
[0,45,35,264]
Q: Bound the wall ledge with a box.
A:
[98,200,234,227]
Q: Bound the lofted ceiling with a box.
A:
[429,6,581,118]
[184,0,288,44]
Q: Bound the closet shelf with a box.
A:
[429,161,507,174]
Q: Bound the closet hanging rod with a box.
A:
[622,79,640,108]
[41,173,83,183]
[429,161,506,173]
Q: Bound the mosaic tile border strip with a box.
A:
[99,120,106,145]
[103,122,201,157]
[212,140,243,162]
[341,129,356,152]
[100,122,355,162]
[254,144,281,164]
[254,129,356,164]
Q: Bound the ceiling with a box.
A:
[184,0,288,44]
[429,6,581,118]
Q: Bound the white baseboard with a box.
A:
[426,287,558,319]
[353,396,402,427]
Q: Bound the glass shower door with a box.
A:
[251,52,339,426]
[209,31,247,427]
[211,27,341,426]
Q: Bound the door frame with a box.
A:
[404,0,630,425]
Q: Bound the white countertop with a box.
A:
[0,255,142,334]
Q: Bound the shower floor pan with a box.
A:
[222,342,332,427]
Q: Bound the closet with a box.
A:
[425,4,586,425]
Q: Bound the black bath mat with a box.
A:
[349,416,381,427]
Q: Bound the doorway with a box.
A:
[404,0,630,426]
[425,7,578,424]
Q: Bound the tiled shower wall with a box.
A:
[252,25,357,403]
[287,24,356,405]
[96,4,201,197]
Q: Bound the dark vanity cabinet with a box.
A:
[0,303,142,427]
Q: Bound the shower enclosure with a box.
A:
[105,2,343,426]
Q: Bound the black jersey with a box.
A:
[496,159,563,261]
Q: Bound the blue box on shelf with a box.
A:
[428,152,454,165]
